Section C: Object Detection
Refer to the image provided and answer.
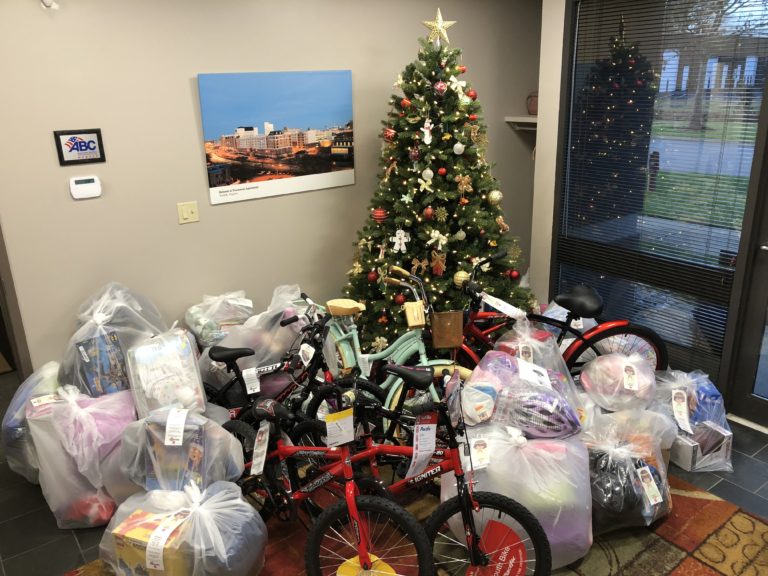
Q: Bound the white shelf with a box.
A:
[504,115,538,131]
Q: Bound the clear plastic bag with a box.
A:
[59,283,167,397]
[184,291,254,348]
[541,301,598,351]
[441,424,592,569]
[649,370,733,472]
[99,481,267,576]
[127,328,206,418]
[580,352,656,411]
[582,410,673,534]
[120,409,244,491]
[1,362,59,483]
[101,444,143,505]
[26,391,117,528]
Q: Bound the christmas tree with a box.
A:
[569,18,657,229]
[344,9,534,352]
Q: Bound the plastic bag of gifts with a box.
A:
[120,408,243,491]
[540,300,597,350]
[1,362,59,483]
[582,410,675,534]
[494,318,573,377]
[184,290,254,348]
[26,386,137,528]
[59,283,167,397]
[649,370,733,472]
[199,284,309,405]
[440,424,592,569]
[453,351,581,437]
[99,481,267,576]
[580,352,656,412]
[127,328,206,418]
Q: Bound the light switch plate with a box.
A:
[177,201,199,224]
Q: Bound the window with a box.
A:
[556,0,768,376]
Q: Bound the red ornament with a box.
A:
[378,313,389,325]
[467,89,478,101]
[409,147,421,161]
[636,80,644,87]
[372,208,389,223]
[434,81,448,96]
[459,197,470,206]
[469,114,478,121]
[400,98,412,109]
[508,269,520,280]
[423,206,435,220]
[457,65,467,74]
[437,167,447,176]
[382,127,396,142]
[479,228,486,236]
[394,293,406,306]
[367,270,379,283]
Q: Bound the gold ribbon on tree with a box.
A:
[384,160,398,181]
[455,175,473,195]
[430,250,447,276]
[411,257,428,275]
[496,215,510,233]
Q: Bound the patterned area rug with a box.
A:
[66,477,768,576]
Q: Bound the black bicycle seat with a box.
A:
[381,365,434,391]
[209,346,255,363]
[251,398,294,423]
[554,284,603,318]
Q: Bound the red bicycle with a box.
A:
[228,365,551,575]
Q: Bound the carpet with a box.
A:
[65,477,768,576]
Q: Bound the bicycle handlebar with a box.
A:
[463,280,483,297]
[388,265,411,279]
[280,315,299,327]
[383,277,403,287]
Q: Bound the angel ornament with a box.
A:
[420,118,434,146]
[390,229,411,253]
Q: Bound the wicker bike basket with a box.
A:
[430,310,464,349]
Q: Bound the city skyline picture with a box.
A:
[197,70,354,205]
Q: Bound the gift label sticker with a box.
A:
[623,364,638,391]
[250,420,271,476]
[672,389,693,434]
[469,436,491,470]
[405,412,439,478]
[572,318,584,330]
[30,393,59,407]
[164,408,189,446]
[325,407,354,447]
[242,367,261,395]
[299,343,315,367]
[146,509,192,571]
[517,358,551,388]
[77,345,90,363]
[637,466,664,506]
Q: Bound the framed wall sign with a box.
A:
[53,129,106,166]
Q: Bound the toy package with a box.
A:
[120,409,243,491]
[650,370,733,472]
[580,352,656,412]
[184,290,253,348]
[1,362,59,483]
[59,283,167,396]
[127,328,206,418]
[100,482,267,576]
[582,410,675,534]
[441,424,592,569]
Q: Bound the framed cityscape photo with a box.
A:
[53,129,106,166]
[197,70,354,205]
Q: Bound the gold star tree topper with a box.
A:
[422,8,456,45]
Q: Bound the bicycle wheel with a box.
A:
[564,323,669,373]
[425,491,551,576]
[305,494,434,576]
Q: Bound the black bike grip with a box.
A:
[491,249,508,260]
[280,315,299,327]
[463,281,483,296]
[410,398,435,416]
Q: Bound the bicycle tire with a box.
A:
[305,494,434,576]
[425,491,551,575]
[289,419,328,447]
[564,323,669,372]
[223,419,257,463]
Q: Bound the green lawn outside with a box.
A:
[652,119,757,143]
[643,170,748,230]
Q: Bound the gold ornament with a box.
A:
[453,270,471,289]
[422,8,456,45]
[455,175,473,195]
[488,190,503,205]
[442,133,453,141]
[453,229,467,241]
[435,206,448,222]
[488,239,498,247]
[496,215,510,233]
[347,261,363,275]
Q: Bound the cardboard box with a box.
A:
[112,509,192,575]
[670,421,732,472]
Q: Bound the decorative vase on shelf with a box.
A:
[526,91,538,116]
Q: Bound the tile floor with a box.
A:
[1,370,768,575]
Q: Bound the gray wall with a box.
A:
[0,0,541,368]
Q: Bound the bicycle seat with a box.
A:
[381,365,434,391]
[554,284,603,318]
[251,398,294,423]
[326,298,366,317]
[209,346,255,363]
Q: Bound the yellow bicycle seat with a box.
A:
[326,299,366,317]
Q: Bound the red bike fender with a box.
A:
[562,319,630,362]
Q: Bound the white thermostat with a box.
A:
[69,176,102,200]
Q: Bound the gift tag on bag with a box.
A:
[250,420,271,476]
[325,408,354,447]
[637,466,664,506]
[405,412,438,478]
[672,389,693,434]
[30,394,59,407]
[358,354,372,378]
[164,408,188,446]
[469,436,491,470]
[299,343,315,367]
[242,367,261,395]
[623,364,639,391]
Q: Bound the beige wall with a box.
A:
[0,0,541,369]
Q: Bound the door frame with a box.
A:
[720,82,768,424]
[0,219,32,379]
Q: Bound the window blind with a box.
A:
[556,0,768,376]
